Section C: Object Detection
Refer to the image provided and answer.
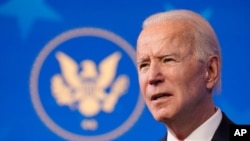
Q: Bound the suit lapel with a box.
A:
[211,112,235,141]
[160,112,235,141]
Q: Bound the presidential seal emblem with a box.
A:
[29,27,145,140]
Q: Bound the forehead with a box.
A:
[137,21,195,56]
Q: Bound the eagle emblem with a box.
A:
[51,51,129,130]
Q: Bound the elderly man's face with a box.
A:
[136,21,211,122]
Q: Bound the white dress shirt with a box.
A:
[167,108,222,141]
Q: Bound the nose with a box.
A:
[148,62,164,86]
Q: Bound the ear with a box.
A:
[205,55,220,90]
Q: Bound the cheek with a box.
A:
[164,67,183,85]
[165,67,195,97]
[174,66,207,101]
[167,64,200,86]
[138,74,147,96]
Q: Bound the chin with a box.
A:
[154,116,165,123]
[152,110,172,122]
[153,115,174,126]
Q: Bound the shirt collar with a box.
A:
[167,108,222,141]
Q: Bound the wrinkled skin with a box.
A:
[136,21,219,139]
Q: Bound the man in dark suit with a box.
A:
[136,9,235,141]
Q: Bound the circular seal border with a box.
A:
[29,27,145,141]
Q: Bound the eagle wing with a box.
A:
[51,74,75,106]
[97,52,121,89]
[55,51,81,88]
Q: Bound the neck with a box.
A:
[165,99,216,140]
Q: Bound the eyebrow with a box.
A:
[157,53,178,59]
[136,53,178,64]
[136,57,148,65]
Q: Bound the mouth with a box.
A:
[151,93,172,101]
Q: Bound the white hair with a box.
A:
[142,9,222,93]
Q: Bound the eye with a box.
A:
[138,62,150,71]
[139,63,148,69]
[162,57,175,63]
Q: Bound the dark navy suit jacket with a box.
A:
[160,112,235,141]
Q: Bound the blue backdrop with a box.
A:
[0,0,249,140]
